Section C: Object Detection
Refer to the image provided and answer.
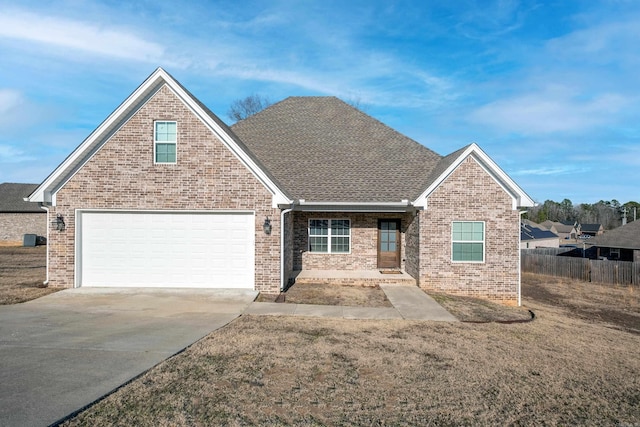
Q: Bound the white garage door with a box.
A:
[78,211,255,288]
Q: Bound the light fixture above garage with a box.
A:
[263,217,272,235]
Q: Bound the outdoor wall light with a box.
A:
[54,214,65,232]
[263,217,272,235]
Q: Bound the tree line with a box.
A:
[524,199,640,230]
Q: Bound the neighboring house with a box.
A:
[541,220,579,240]
[580,223,604,237]
[0,183,46,244]
[520,220,559,249]
[27,68,534,305]
[589,220,640,262]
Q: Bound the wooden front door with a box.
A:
[378,219,401,268]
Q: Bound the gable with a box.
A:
[413,144,535,210]
[57,85,274,209]
[28,68,291,208]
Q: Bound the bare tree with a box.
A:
[227,94,272,122]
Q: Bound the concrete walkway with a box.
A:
[0,288,257,427]
[245,284,458,322]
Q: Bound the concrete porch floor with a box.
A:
[292,269,417,287]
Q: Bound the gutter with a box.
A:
[296,199,414,213]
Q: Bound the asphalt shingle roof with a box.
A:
[0,183,43,213]
[231,97,443,203]
[521,222,558,241]
[590,220,640,250]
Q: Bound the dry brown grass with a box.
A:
[258,283,393,307]
[0,246,59,304]
[62,274,640,426]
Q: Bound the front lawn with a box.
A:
[62,275,640,426]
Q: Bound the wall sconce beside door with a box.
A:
[263,217,272,235]
[54,214,65,231]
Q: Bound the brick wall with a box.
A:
[48,84,281,292]
[0,213,46,243]
[292,211,415,271]
[419,156,520,305]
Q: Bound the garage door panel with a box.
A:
[79,212,255,288]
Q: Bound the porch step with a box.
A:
[293,270,416,287]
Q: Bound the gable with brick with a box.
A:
[29,67,534,305]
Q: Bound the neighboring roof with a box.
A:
[542,220,576,233]
[231,96,442,203]
[580,223,603,233]
[0,183,43,213]
[521,222,558,241]
[27,68,291,207]
[589,220,640,250]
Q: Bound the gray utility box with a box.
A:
[23,234,37,247]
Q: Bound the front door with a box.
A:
[378,219,401,268]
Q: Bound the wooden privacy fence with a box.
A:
[521,252,640,286]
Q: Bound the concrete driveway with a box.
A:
[0,288,257,427]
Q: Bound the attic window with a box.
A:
[154,121,177,164]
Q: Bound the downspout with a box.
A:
[518,210,527,306]
[40,204,50,286]
[280,206,294,291]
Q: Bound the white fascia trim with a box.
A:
[413,143,535,210]
[296,200,413,212]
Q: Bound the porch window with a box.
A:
[309,219,350,253]
[452,221,484,262]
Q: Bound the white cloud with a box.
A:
[0,144,35,163]
[0,89,23,116]
[0,9,166,63]
[512,165,588,177]
[469,87,630,134]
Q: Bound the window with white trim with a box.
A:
[154,121,177,164]
[309,219,351,253]
[452,221,485,262]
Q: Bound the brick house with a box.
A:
[28,68,534,305]
[0,183,46,244]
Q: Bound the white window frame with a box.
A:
[451,221,485,263]
[154,120,177,164]
[308,218,351,254]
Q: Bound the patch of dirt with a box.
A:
[0,246,59,304]
[265,282,394,307]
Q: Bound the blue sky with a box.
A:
[0,0,638,204]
